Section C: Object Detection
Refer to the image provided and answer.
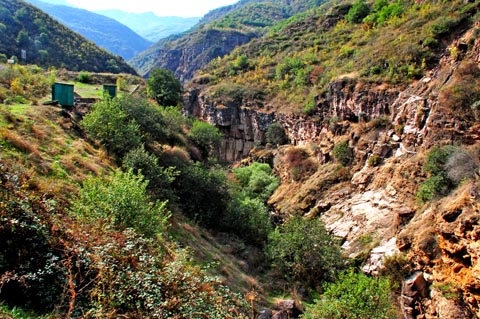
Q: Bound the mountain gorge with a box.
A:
[0,0,136,73]
[25,0,152,60]
[182,0,480,317]
[130,0,327,81]
[1,0,480,318]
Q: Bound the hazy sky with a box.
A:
[65,0,240,17]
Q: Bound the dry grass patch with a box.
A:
[1,129,41,158]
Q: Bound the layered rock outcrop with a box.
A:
[183,21,480,319]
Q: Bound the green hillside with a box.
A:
[1,0,480,318]
[0,0,136,74]
[130,0,327,81]
[198,0,479,113]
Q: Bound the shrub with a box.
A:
[303,270,397,319]
[333,140,352,166]
[77,71,91,84]
[85,232,249,319]
[224,196,273,246]
[122,145,179,201]
[147,68,182,107]
[223,162,278,245]
[266,122,288,146]
[368,154,382,167]
[116,76,128,92]
[0,171,65,312]
[267,216,343,286]
[346,0,370,24]
[173,163,230,228]
[81,97,142,157]
[72,169,170,237]
[232,162,279,201]
[416,145,459,202]
[122,96,167,143]
[188,120,223,158]
[423,146,456,176]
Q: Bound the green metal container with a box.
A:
[52,83,74,107]
[103,84,117,98]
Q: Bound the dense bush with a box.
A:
[147,68,182,107]
[223,162,279,245]
[81,97,142,157]
[0,64,52,104]
[346,0,370,24]
[84,230,249,319]
[173,163,230,228]
[72,169,170,237]
[224,196,273,246]
[232,162,279,201]
[267,216,343,286]
[122,96,167,142]
[303,270,396,319]
[188,120,223,158]
[333,140,352,166]
[1,164,249,318]
[76,70,91,83]
[0,167,65,313]
[266,122,288,146]
[122,145,179,201]
[363,0,404,26]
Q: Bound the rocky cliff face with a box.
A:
[184,27,480,317]
[184,87,274,161]
[146,29,256,82]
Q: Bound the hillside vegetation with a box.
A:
[130,0,327,81]
[198,0,478,113]
[0,68,260,317]
[25,0,152,61]
[0,0,136,74]
[1,0,480,318]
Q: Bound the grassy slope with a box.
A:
[200,0,478,113]
[0,78,270,315]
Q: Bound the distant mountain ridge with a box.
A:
[25,0,152,60]
[97,10,200,43]
[0,0,136,74]
[130,0,326,82]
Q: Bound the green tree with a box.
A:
[147,68,182,106]
[173,163,230,228]
[81,97,142,157]
[223,162,279,245]
[72,169,169,237]
[16,30,29,47]
[122,145,179,201]
[188,120,223,158]
[122,96,167,143]
[224,196,272,246]
[346,0,370,24]
[303,270,397,319]
[267,216,343,286]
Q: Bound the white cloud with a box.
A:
[65,0,239,17]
